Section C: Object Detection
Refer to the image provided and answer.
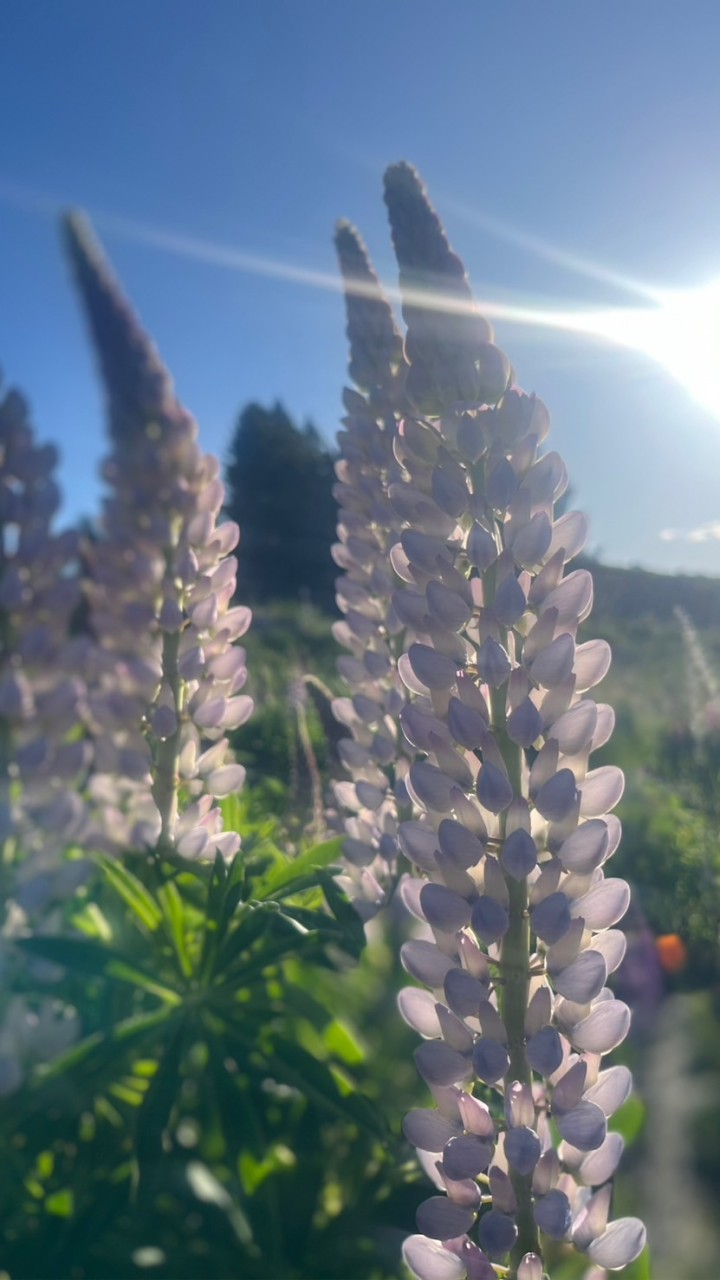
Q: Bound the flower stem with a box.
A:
[151,627,182,854]
[491,682,540,1273]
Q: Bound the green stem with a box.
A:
[491,684,540,1273]
[151,628,182,854]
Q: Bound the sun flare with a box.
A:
[580,279,720,417]
[5,176,717,415]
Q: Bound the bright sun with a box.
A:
[599,279,720,417]
[498,278,720,418]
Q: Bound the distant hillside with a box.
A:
[571,559,720,741]
[582,557,720,629]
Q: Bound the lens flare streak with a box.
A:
[2,177,719,415]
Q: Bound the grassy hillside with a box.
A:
[582,558,720,734]
[583,557,720,629]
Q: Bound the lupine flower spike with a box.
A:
[331,221,410,916]
[377,166,645,1278]
[64,213,251,861]
[0,378,89,896]
[0,378,88,1095]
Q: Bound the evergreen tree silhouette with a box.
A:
[225,401,337,608]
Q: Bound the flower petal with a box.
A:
[571,1000,631,1053]
[587,1219,647,1270]
[404,1109,460,1152]
[416,1198,476,1242]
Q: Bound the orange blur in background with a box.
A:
[656,933,688,974]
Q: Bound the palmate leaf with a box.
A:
[279,978,343,1033]
[134,1019,187,1193]
[96,856,163,932]
[316,867,366,957]
[0,1007,179,1152]
[44,1008,176,1085]
[216,901,363,997]
[253,836,344,900]
[260,1036,386,1139]
[213,902,273,974]
[198,851,237,981]
[14,936,182,1005]
[217,899,324,967]
[205,848,229,922]
[217,917,339,991]
[157,881,194,978]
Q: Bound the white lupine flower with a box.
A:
[64,214,251,859]
[0,378,90,879]
[331,221,411,916]
[375,164,645,1278]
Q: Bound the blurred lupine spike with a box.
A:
[330,220,411,917]
[375,167,646,1278]
[0,374,90,872]
[64,214,250,860]
[333,219,404,395]
[63,210,181,447]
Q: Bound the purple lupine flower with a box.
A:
[64,214,251,860]
[0,378,90,869]
[377,166,645,1277]
[331,221,410,916]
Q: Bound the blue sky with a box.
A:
[2,1,720,574]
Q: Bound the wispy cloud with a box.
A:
[660,522,720,544]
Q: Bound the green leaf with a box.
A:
[185,1162,253,1246]
[135,1019,187,1191]
[35,1008,175,1084]
[206,848,229,920]
[281,980,337,1030]
[220,853,253,927]
[218,918,326,987]
[611,1093,646,1146]
[253,837,343,900]
[97,856,163,931]
[15,933,116,975]
[45,1189,74,1217]
[316,868,365,956]
[14,936,182,1004]
[266,1037,386,1138]
[109,1080,146,1107]
[215,903,274,972]
[238,1144,297,1194]
[205,1036,258,1159]
[323,1019,365,1066]
[624,1245,652,1280]
[219,790,244,836]
[198,851,231,980]
[158,881,193,978]
[71,900,113,942]
[105,960,183,1004]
